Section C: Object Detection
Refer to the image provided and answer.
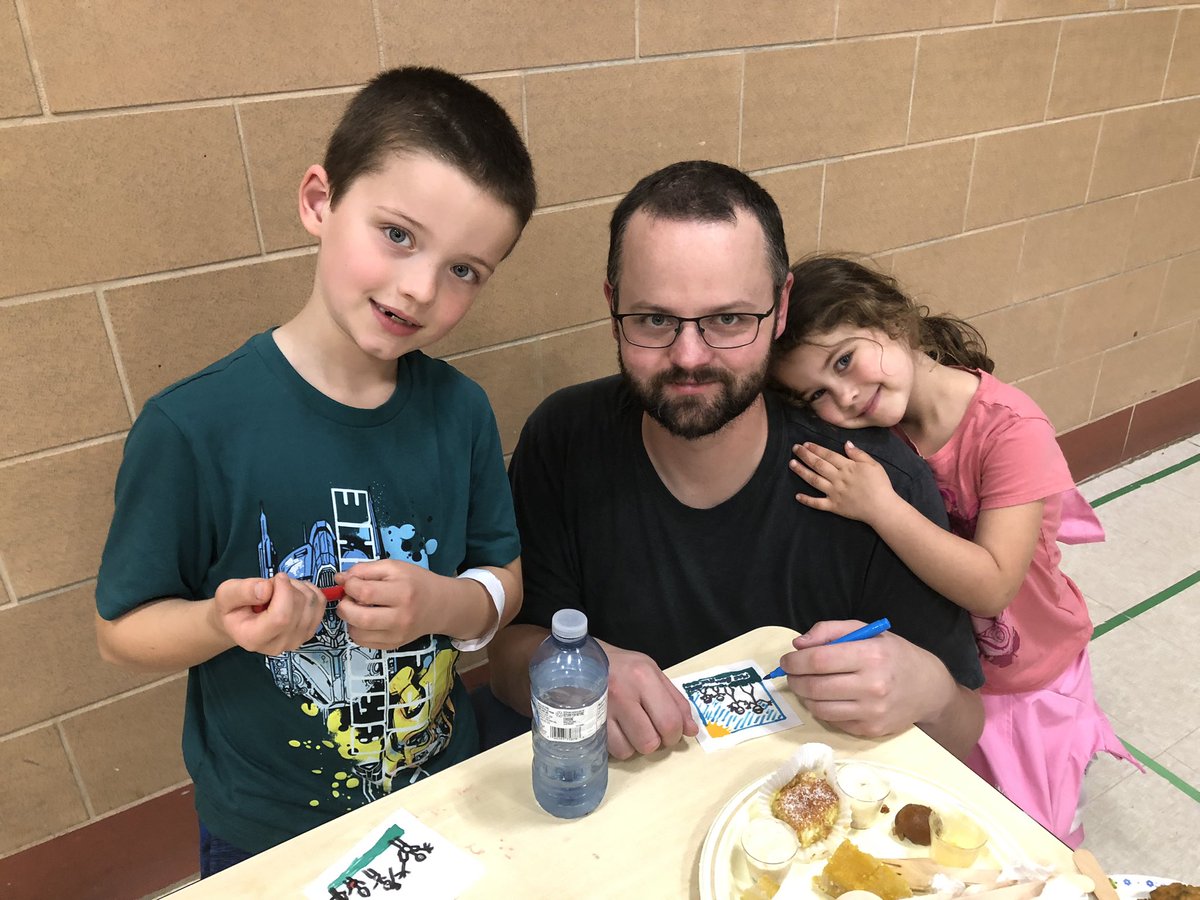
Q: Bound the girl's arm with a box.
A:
[793,442,1042,617]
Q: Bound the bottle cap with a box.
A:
[551,608,588,642]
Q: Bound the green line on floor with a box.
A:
[1119,738,1200,804]
[1091,451,1200,508]
[1092,569,1200,639]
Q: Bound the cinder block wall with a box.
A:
[2,0,1199,878]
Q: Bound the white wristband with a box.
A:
[451,567,506,651]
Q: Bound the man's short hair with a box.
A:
[323,67,537,227]
[606,161,788,305]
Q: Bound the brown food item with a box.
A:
[815,839,913,900]
[771,770,840,846]
[1149,886,1200,900]
[880,804,890,815]
[892,803,932,845]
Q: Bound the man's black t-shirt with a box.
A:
[509,376,983,689]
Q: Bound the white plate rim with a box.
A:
[698,760,1024,900]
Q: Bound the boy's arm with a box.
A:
[97,573,332,671]
[96,598,233,673]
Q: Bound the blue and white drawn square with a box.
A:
[670,659,803,752]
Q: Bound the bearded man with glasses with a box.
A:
[487,161,984,762]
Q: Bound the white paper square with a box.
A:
[670,659,803,752]
[304,809,484,899]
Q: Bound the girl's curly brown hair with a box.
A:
[772,255,994,378]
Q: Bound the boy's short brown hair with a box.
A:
[324,67,536,227]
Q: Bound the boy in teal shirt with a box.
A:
[95,67,536,875]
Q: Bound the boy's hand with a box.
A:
[790,441,897,525]
[335,560,445,650]
[212,573,327,655]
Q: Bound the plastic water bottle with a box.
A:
[529,609,609,818]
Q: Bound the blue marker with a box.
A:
[761,617,892,680]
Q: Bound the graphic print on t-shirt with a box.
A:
[939,485,1021,668]
[257,487,458,806]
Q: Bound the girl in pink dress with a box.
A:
[768,255,1135,847]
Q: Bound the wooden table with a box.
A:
[176,626,1073,898]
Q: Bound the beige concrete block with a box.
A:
[63,678,189,815]
[452,327,619,454]
[0,108,258,299]
[966,117,1101,230]
[1014,354,1103,433]
[0,726,87,855]
[1089,100,1200,201]
[909,21,1059,142]
[431,203,614,357]
[0,0,38,118]
[0,585,162,734]
[755,166,824,262]
[1157,251,1200,330]
[1048,11,1177,118]
[525,57,741,206]
[889,224,1025,320]
[1165,9,1200,100]
[641,0,834,54]
[837,0,993,37]
[1184,323,1200,382]
[1092,323,1193,417]
[1125,178,1200,269]
[742,37,915,169]
[23,0,376,112]
[820,141,973,255]
[541,324,620,396]
[1015,197,1137,301]
[1056,266,1170,364]
[972,296,1065,382]
[380,0,634,72]
[238,92,353,253]
[452,343,544,454]
[0,441,123,597]
[995,0,1111,21]
[0,294,130,461]
[105,256,313,410]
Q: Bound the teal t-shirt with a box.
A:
[96,331,520,853]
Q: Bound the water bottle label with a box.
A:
[532,691,607,743]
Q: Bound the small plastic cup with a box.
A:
[929,808,988,867]
[740,818,799,881]
[835,763,890,829]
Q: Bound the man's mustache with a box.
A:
[656,366,728,386]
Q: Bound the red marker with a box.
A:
[253,583,344,613]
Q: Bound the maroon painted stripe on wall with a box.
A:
[0,786,197,899]
[1059,377,1200,480]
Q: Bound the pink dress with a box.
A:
[898,371,1135,847]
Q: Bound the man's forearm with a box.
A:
[486,623,548,716]
[917,681,984,761]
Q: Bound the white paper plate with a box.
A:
[698,760,1022,900]
[1111,875,1181,900]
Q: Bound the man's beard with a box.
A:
[619,352,767,439]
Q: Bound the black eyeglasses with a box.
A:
[611,306,777,349]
